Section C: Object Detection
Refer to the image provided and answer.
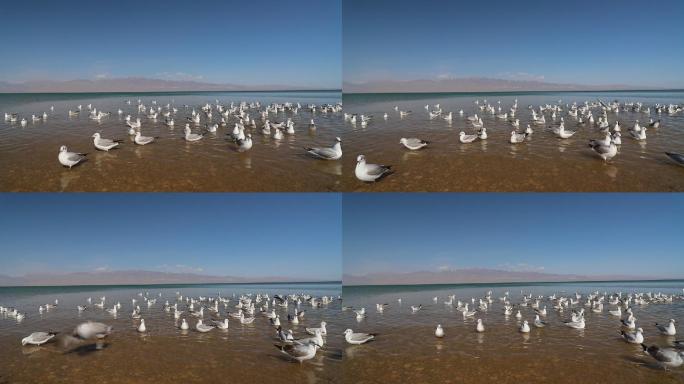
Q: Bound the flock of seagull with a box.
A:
[2,290,351,363]
[4,99,345,170]
[344,98,684,181]
[342,288,684,370]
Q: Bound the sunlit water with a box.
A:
[0,91,345,192]
[0,282,342,383]
[341,280,684,384]
[342,91,684,192]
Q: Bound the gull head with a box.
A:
[59,145,67,152]
[343,329,353,335]
[399,138,407,144]
[92,133,100,139]
[335,137,342,143]
[356,155,365,163]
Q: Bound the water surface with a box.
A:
[342,91,684,192]
[341,280,684,383]
[0,91,344,192]
[0,282,342,383]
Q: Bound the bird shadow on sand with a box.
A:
[64,342,110,356]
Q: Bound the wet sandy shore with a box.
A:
[341,91,684,192]
[341,282,684,384]
[0,92,345,192]
[0,284,343,383]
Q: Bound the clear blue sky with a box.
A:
[0,0,341,88]
[0,194,341,280]
[343,194,684,278]
[343,0,684,87]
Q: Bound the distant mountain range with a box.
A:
[0,270,330,287]
[343,268,658,286]
[343,77,652,93]
[0,78,337,93]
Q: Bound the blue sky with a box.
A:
[343,0,684,87]
[343,194,684,278]
[0,0,341,88]
[0,194,341,281]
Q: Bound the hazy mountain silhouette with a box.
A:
[343,77,648,93]
[0,78,336,93]
[0,271,332,286]
[343,268,658,286]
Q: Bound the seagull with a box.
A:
[554,124,576,139]
[137,319,146,333]
[589,141,618,162]
[656,319,676,336]
[344,329,375,345]
[621,316,636,330]
[184,125,203,142]
[477,128,488,140]
[305,137,342,160]
[213,319,229,330]
[58,146,87,168]
[564,317,585,329]
[510,131,527,144]
[73,321,112,340]
[399,137,429,150]
[355,155,392,182]
[435,324,444,338]
[589,133,612,147]
[533,315,547,328]
[621,328,644,344]
[180,318,189,330]
[237,134,253,152]
[294,329,324,347]
[21,332,57,346]
[306,321,327,336]
[520,320,530,333]
[411,304,422,313]
[134,131,155,145]
[276,341,321,363]
[195,319,215,333]
[665,152,684,166]
[641,344,684,368]
[459,131,478,143]
[476,319,485,333]
[92,133,121,151]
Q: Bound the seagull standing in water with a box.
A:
[621,328,644,344]
[276,341,321,363]
[476,319,485,333]
[355,155,392,182]
[305,137,342,160]
[589,141,618,162]
[399,137,429,150]
[92,133,121,151]
[134,131,156,145]
[184,124,203,142]
[656,319,676,336]
[435,324,444,337]
[21,332,57,346]
[641,344,684,369]
[58,146,87,168]
[344,329,376,344]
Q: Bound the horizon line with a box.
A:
[342,88,684,95]
[0,89,342,95]
[0,280,342,289]
[343,278,684,288]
